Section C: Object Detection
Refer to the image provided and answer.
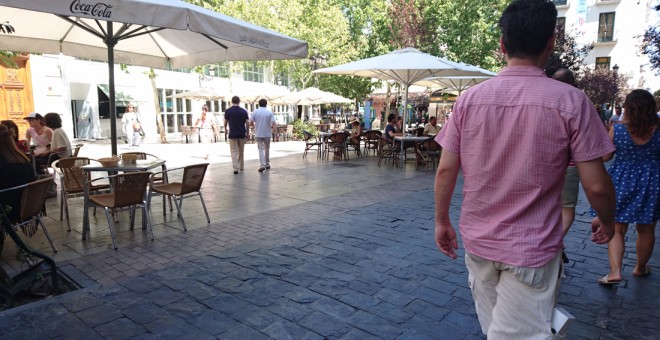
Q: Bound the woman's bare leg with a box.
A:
[633,222,656,276]
[605,222,629,281]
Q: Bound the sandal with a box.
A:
[633,265,652,277]
[598,274,622,285]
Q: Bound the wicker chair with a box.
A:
[302,131,321,159]
[88,172,153,249]
[325,132,350,160]
[120,152,171,210]
[148,163,210,231]
[415,138,441,173]
[378,136,401,167]
[0,177,57,252]
[362,130,382,157]
[52,157,110,231]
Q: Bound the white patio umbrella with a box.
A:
[282,87,352,105]
[313,47,490,164]
[414,75,495,95]
[173,87,229,101]
[0,0,307,154]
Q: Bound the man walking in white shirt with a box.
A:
[250,99,276,172]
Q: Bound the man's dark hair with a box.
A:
[551,68,576,86]
[499,0,557,59]
[231,96,240,104]
[44,112,62,129]
[387,113,397,123]
[259,99,267,107]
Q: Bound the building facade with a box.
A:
[554,0,660,90]
[1,54,292,143]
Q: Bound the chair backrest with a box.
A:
[328,132,348,144]
[72,144,84,157]
[181,163,209,195]
[286,125,293,134]
[415,127,425,137]
[19,177,53,221]
[53,157,91,193]
[112,172,152,208]
[421,138,441,152]
[303,131,314,142]
[120,152,160,161]
[363,130,382,141]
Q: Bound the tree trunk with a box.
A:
[148,68,167,143]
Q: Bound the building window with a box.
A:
[598,12,615,42]
[243,62,264,83]
[556,17,566,40]
[595,57,611,71]
[553,0,567,5]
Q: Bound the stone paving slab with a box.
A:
[1,143,659,339]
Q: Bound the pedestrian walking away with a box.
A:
[250,98,276,173]
[433,1,616,338]
[551,68,580,264]
[224,96,250,174]
[596,89,660,285]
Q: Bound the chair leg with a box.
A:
[64,195,72,231]
[38,218,57,253]
[104,207,118,249]
[142,201,154,241]
[199,192,210,224]
[129,205,136,230]
[172,195,187,231]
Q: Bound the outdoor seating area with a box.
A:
[305,127,441,170]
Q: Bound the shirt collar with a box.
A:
[498,65,547,77]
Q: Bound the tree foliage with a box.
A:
[0,21,17,68]
[431,0,508,70]
[641,4,660,74]
[545,27,593,78]
[577,67,629,106]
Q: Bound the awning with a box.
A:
[98,84,149,106]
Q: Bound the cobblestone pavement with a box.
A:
[0,140,658,339]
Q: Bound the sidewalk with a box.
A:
[0,139,658,339]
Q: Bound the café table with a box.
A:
[81,159,166,240]
[318,131,334,160]
[394,135,432,162]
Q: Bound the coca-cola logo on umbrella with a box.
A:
[70,0,113,19]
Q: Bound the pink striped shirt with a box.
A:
[436,66,614,267]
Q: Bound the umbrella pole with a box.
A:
[400,85,409,167]
[106,21,118,156]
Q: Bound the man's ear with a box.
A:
[500,36,507,55]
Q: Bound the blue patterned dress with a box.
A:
[608,124,660,224]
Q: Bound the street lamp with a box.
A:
[611,63,619,117]
[304,49,327,85]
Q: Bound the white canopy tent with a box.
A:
[0,0,307,154]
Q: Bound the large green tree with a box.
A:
[430,0,508,70]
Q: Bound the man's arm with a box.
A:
[575,159,616,244]
[434,149,461,259]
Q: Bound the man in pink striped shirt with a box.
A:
[434,1,616,338]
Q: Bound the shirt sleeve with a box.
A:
[51,130,66,151]
[569,95,616,162]
[436,109,461,154]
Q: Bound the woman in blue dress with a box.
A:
[598,89,660,285]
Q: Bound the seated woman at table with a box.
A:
[385,113,402,142]
[0,120,29,153]
[24,112,53,168]
[348,117,362,146]
[0,125,37,222]
[43,112,72,164]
